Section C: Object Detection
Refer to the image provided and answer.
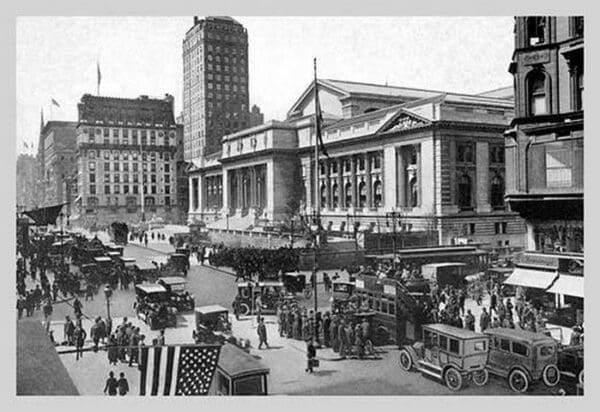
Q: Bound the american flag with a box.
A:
[138,344,221,396]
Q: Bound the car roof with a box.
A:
[258,281,284,287]
[195,305,229,315]
[484,328,557,343]
[157,276,186,285]
[217,343,269,378]
[333,280,355,285]
[424,323,488,340]
[170,253,187,257]
[118,257,136,262]
[94,257,112,262]
[284,272,305,277]
[135,284,167,294]
[422,262,467,268]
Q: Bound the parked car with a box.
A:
[235,281,285,316]
[156,276,195,312]
[484,328,561,393]
[398,323,490,391]
[557,344,583,386]
[283,272,312,299]
[193,305,233,345]
[134,284,178,330]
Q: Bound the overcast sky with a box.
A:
[16,16,514,155]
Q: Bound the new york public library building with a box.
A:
[187,79,527,251]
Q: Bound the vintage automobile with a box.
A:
[116,256,136,270]
[209,343,270,396]
[484,328,561,393]
[167,253,190,276]
[557,344,584,389]
[193,305,233,344]
[421,263,468,289]
[282,272,312,299]
[235,281,285,316]
[134,284,178,330]
[94,256,114,276]
[398,323,491,391]
[331,280,356,311]
[156,276,195,312]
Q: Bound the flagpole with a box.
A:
[313,58,320,314]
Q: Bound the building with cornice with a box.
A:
[73,94,183,226]
[188,79,526,250]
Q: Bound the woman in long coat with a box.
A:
[107,334,119,365]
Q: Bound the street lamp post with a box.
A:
[103,284,112,320]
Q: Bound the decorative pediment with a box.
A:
[378,110,431,134]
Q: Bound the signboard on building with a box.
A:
[383,284,396,296]
[523,49,550,65]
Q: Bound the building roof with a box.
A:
[17,320,79,395]
[476,86,514,100]
[77,93,176,125]
[322,79,448,100]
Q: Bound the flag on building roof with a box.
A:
[138,344,221,396]
[51,98,60,107]
[313,59,329,159]
[97,61,102,94]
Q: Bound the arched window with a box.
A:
[458,174,472,210]
[358,181,367,208]
[373,179,382,208]
[144,196,155,206]
[332,183,339,208]
[529,71,547,116]
[491,174,505,209]
[345,181,352,208]
[320,184,327,208]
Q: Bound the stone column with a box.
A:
[188,176,194,212]
[325,161,332,210]
[397,147,406,207]
[476,141,491,213]
[250,167,257,208]
[351,155,357,208]
[366,153,372,209]
[337,158,343,210]
[221,170,230,216]
[237,169,243,212]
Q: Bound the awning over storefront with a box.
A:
[503,267,558,289]
[547,275,584,298]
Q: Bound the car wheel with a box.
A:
[399,348,413,371]
[578,369,583,385]
[444,366,463,391]
[239,303,250,316]
[472,369,489,387]
[508,369,529,393]
[542,364,560,387]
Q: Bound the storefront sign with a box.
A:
[523,49,550,65]
[383,284,396,296]
[516,253,558,270]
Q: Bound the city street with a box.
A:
[21,240,557,396]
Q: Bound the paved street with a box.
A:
[17,240,561,396]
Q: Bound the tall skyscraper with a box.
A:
[182,16,250,162]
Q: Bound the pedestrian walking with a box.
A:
[144,234,148,248]
[90,317,101,351]
[465,309,475,331]
[104,371,118,396]
[323,312,331,347]
[257,317,269,349]
[128,328,140,367]
[64,316,75,345]
[305,339,317,373]
[479,307,491,332]
[117,372,129,396]
[107,334,119,365]
[73,298,83,319]
[74,321,87,361]
[156,329,166,346]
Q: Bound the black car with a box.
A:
[558,344,584,386]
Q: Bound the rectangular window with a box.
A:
[114,185,120,194]
[104,185,111,195]
[151,186,157,194]
[133,185,138,194]
[151,175,156,183]
[164,164,170,173]
[123,163,129,172]
[133,163,138,172]
[546,141,573,188]
[113,162,120,172]
[512,342,529,357]
[89,185,96,194]
[469,223,476,235]
[164,174,170,182]
[439,335,448,351]
[165,196,170,205]
[165,185,170,194]
[113,129,118,137]
[133,174,139,183]
[123,185,129,194]
[500,338,511,352]
[103,128,109,137]
[104,173,110,183]
[151,163,156,173]
[457,143,474,163]
[89,173,96,183]
[89,161,96,171]
[448,338,460,354]
[114,174,120,183]
[123,174,129,183]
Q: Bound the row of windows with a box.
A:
[84,128,176,139]
[319,154,382,176]
[86,195,171,207]
[89,172,171,184]
[320,179,383,209]
[85,150,172,162]
[524,16,583,47]
[206,54,245,65]
[457,172,505,211]
[205,63,247,77]
[527,69,583,116]
[89,184,164,196]
[87,161,171,173]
